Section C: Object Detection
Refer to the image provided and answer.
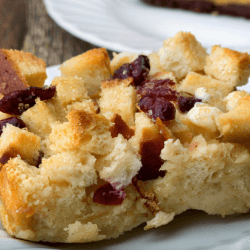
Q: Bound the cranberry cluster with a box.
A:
[137,79,178,121]
[0,86,56,168]
[0,86,56,115]
[111,55,202,184]
[113,55,150,86]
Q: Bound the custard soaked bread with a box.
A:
[0,33,250,243]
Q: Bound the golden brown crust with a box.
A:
[0,50,29,94]
[2,49,47,88]
[60,48,111,95]
[216,96,250,143]
[204,45,250,87]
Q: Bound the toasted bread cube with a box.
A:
[216,96,250,143]
[129,112,164,151]
[49,110,113,155]
[157,31,207,80]
[99,78,136,126]
[179,72,233,97]
[152,71,178,84]
[66,99,97,114]
[183,104,223,138]
[223,90,250,111]
[2,49,47,87]
[40,152,97,188]
[0,124,41,165]
[60,48,111,95]
[204,45,250,87]
[0,157,42,232]
[148,52,164,75]
[111,52,138,75]
[21,100,58,139]
[96,134,142,189]
[51,76,89,107]
[167,114,194,144]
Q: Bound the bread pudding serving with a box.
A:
[0,31,250,243]
[141,0,250,19]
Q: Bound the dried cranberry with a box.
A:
[139,97,176,121]
[178,96,201,113]
[113,55,150,86]
[0,86,56,115]
[113,63,131,80]
[0,117,26,135]
[93,183,126,205]
[137,79,177,100]
[137,165,166,181]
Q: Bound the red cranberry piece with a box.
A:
[130,55,150,86]
[0,117,26,135]
[113,55,150,86]
[178,96,201,113]
[113,63,131,80]
[137,79,177,100]
[0,86,56,115]
[137,165,166,181]
[93,183,126,205]
[139,96,176,121]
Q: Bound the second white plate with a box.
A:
[44,0,250,54]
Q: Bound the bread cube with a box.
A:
[216,96,250,143]
[99,78,136,126]
[223,90,250,111]
[40,152,97,188]
[49,110,113,155]
[204,45,250,87]
[66,99,97,114]
[0,157,43,231]
[2,49,47,87]
[51,76,89,107]
[21,100,58,139]
[157,31,207,79]
[60,48,111,95]
[96,134,142,190]
[0,124,41,165]
[152,71,177,84]
[129,112,165,155]
[111,52,138,75]
[184,104,223,137]
[179,72,233,97]
[148,52,164,75]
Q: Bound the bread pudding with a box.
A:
[141,0,250,19]
[0,31,249,243]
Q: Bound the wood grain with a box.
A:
[0,0,113,67]
[22,0,113,67]
[0,0,27,50]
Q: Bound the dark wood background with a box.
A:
[0,0,113,67]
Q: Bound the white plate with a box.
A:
[0,64,250,249]
[44,0,250,54]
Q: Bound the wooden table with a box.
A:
[0,0,113,67]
